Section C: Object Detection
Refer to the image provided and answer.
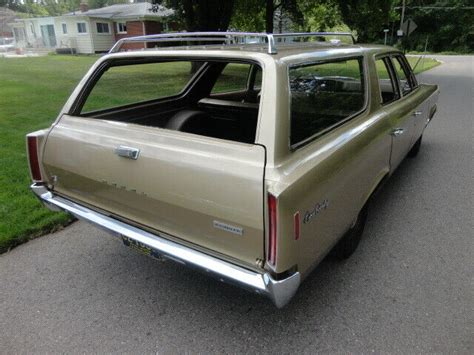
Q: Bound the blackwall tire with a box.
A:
[332,205,368,259]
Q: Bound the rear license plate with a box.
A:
[121,236,163,261]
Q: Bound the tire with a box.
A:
[408,135,422,158]
[332,205,368,259]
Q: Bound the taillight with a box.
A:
[267,193,277,265]
[27,135,42,181]
[294,211,300,240]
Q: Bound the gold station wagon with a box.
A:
[27,32,439,308]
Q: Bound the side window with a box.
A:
[211,63,251,94]
[376,57,399,105]
[289,58,365,147]
[80,61,195,114]
[392,56,416,96]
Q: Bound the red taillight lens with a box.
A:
[294,211,300,240]
[267,193,277,265]
[27,135,42,181]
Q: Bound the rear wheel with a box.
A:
[332,205,368,259]
[408,135,423,158]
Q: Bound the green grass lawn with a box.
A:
[0,55,98,252]
[0,54,440,253]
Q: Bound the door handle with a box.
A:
[115,145,140,160]
[413,111,423,116]
[391,128,405,137]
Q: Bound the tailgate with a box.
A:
[42,115,266,265]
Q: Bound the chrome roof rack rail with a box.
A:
[108,31,356,55]
[273,32,356,45]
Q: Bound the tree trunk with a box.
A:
[180,0,235,74]
[265,0,274,33]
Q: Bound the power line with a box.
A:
[394,6,474,10]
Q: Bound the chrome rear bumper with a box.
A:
[31,183,300,308]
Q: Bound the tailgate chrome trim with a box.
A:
[31,183,300,308]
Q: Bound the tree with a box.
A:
[297,0,342,32]
[231,0,303,33]
[154,0,235,31]
[335,0,397,42]
[230,0,265,32]
[398,0,473,52]
[0,0,23,11]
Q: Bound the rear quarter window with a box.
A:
[81,61,195,114]
[391,55,417,96]
[289,57,366,147]
[211,63,251,94]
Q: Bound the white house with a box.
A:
[10,1,175,54]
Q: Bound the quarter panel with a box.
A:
[268,109,392,275]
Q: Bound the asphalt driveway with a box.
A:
[1,55,472,353]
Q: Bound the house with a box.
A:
[9,1,175,54]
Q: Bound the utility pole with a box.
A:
[399,0,406,34]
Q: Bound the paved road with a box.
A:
[1,56,472,353]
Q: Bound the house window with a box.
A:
[96,22,110,34]
[116,22,127,34]
[77,22,87,34]
[62,23,68,34]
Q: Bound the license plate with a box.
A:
[121,235,163,261]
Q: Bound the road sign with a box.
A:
[402,19,418,36]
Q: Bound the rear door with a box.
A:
[385,54,419,170]
[42,59,266,266]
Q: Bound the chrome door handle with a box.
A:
[391,128,405,137]
[115,145,140,160]
[413,111,423,116]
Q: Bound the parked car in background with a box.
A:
[26,32,439,308]
[0,37,15,52]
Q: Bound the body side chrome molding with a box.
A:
[30,183,300,308]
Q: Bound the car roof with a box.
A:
[267,43,399,63]
[104,43,400,67]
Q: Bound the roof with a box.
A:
[107,32,399,64]
[65,2,173,20]
[105,44,400,69]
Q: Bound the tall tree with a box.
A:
[265,0,302,33]
[297,0,342,32]
[155,0,235,31]
[399,0,473,52]
[0,0,23,11]
[335,0,396,42]
[231,0,302,33]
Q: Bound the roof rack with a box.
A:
[108,31,356,55]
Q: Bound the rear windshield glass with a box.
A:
[76,59,262,145]
[289,57,365,147]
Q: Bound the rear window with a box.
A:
[289,57,365,147]
[75,59,262,145]
[81,61,195,113]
